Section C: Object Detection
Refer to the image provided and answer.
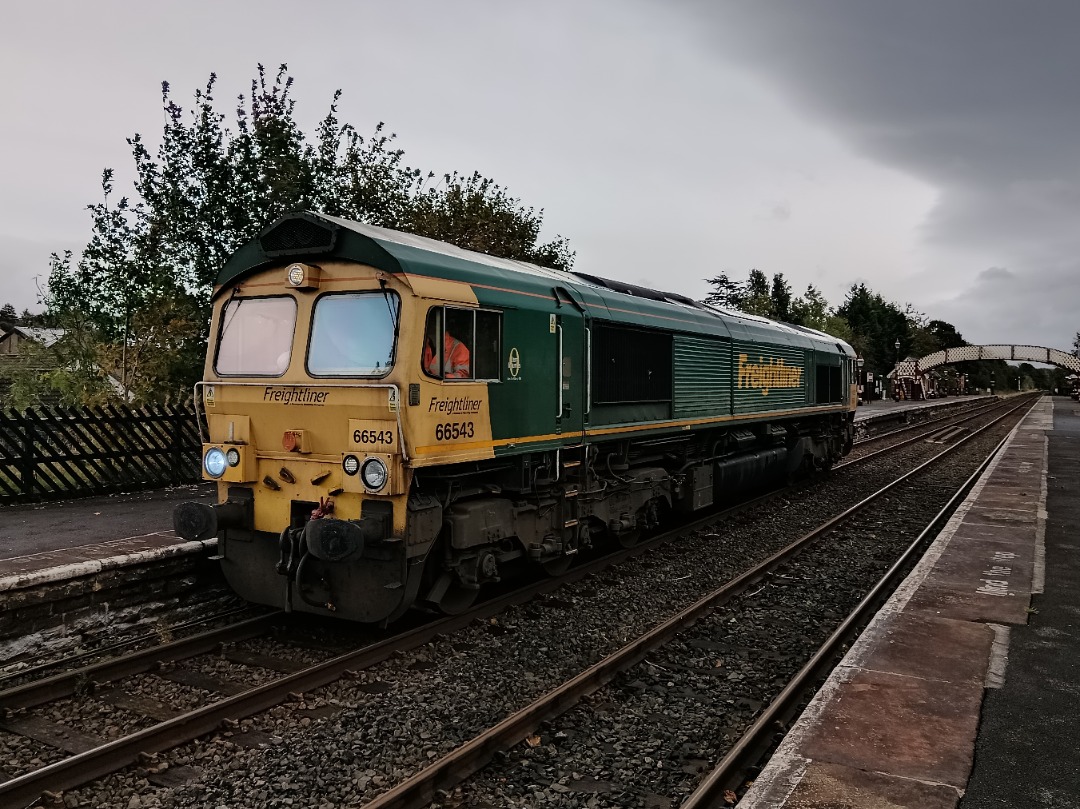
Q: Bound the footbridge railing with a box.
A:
[891,344,1080,379]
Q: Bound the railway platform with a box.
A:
[853,392,988,420]
[0,484,214,593]
[740,394,1076,808]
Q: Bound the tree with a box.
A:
[906,307,943,360]
[407,172,572,269]
[825,313,856,345]
[836,283,909,375]
[926,320,966,350]
[1073,331,1080,358]
[703,274,853,345]
[789,285,829,330]
[742,269,772,316]
[45,64,573,405]
[702,272,745,309]
[4,312,118,409]
[0,303,17,328]
[769,273,793,322]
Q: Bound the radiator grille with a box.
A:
[261,217,336,256]
[673,334,731,418]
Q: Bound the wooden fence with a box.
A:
[0,404,201,504]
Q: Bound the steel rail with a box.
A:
[853,397,999,447]
[0,612,280,713]
[0,474,798,807]
[680,396,1038,808]
[0,606,256,689]
[837,394,1031,469]
[0,397,1031,807]
[0,487,781,809]
[359,395,1037,809]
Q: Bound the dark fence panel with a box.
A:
[0,404,201,504]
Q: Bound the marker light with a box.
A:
[204,447,228,478]
[342,455,360,476]
[226,448,241,467]
[360,458,389,490]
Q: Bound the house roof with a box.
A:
[0,325,66,347]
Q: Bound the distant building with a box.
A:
[0,325,130,406]
[0,325,66,355]
[0,326,66,402]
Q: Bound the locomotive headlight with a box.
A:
[284,263,319,289]
[360,458,388,490]
[225,447,241,467]
[203,447,228,479]
[287,264,306,286]
[342,454,360,476]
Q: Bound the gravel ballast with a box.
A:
[26,400,1032,809]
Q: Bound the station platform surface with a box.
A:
[853,392,990,422]
[741,395,1076,809]
[0,483,214,589]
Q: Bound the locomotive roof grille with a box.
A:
[571,271,707,310]
[260,214,338,257]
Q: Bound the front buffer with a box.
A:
[175,496,423,624]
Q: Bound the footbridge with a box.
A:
[892,344,1080,379]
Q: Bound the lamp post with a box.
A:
[990,373,995,395]
[894,338,901,399]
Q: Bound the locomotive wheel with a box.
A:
[617,530,643,549]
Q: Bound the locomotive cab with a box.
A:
[175,256,431,622]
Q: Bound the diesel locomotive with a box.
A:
[174,212,858,623]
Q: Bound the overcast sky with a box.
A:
[2,1,1077,351]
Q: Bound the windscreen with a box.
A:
[308,292,399,376]
[215,296,297,376]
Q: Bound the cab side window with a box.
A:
[474,311,501,379]
[423,306,501,381]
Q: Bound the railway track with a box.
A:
[4,398,1007,692]
[844,396,1002,463]
[852,396,993,443]
[0,394,1037,808]
[0,607,264,691]
[431,394,1038,808]
[369,394,1034,807]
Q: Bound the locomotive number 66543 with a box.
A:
[435,421,475,441]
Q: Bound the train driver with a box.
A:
[423,326,471,379]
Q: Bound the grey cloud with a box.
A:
[677,0,1080,348]
[934,260,1078,347]
[0,236,65,311]
[977,266,1014,282]
[5,0,1078,353]
[767,202,791,222]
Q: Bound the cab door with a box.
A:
[553,286,587,443]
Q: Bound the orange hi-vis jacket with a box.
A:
[424,332,470,378]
